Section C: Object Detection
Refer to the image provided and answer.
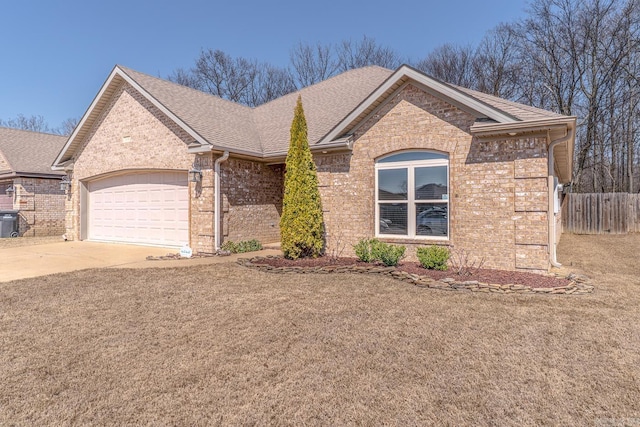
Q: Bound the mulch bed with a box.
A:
[255,256,571,288]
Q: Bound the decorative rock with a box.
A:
[238,256,594,296]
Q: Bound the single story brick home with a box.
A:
[52,64,575,273]
[0,127,67,236]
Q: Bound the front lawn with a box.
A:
[0,234,639,425]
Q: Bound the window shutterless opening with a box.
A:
[375,150,449,240]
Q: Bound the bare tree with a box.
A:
[412,0,640,193]
[473,24,522,99]
[56,117,80,136]
[289,42,339,87]
[413,44,477,88]
[246,65,297,107]
[167,67,202,91]
[336,35,402,71]
[0,114,53,133]
[168,49,296,107]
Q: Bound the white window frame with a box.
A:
[375,152,449,240]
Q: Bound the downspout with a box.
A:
[214,151,230,251]
[547,127,573,268]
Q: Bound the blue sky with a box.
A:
[0,0,529,130]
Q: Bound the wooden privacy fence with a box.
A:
[563,193,640,234]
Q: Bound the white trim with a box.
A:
[53,67,122,167]
[53,66,212,168]
[374,151,450,240]
[470,116,576,136]
[319,65,518,145]
[118,68,210,147]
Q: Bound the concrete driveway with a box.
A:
[0,240,280,283]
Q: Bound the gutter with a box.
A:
[214,151,230,251]
[470,116,576,137]
[547,127,574,268]
[188,136,354,163]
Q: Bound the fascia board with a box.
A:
[187,144,263,158]
[53,66,212,168]
[52,66,122,167]
[400,67,518,123]
[318,65,518,145]
[470,116,577,136]
[117,68,211,147]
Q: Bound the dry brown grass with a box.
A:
[1,234,639,425]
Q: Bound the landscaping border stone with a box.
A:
[238,256,594,295]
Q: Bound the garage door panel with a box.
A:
[88,172,188,247]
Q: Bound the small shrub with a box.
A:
[354,238,405,266]
[449,247,485,276]
[353,238,376,262]
[327,231,347,261]
[417,245,450,270]
[221,239,263,254]
[370,240,406,267]
[220,241,237,253]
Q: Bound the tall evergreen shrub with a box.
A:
[279,96,324,259]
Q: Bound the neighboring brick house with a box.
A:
[0,127,67,236]
[53,65,575,273]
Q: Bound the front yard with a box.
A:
[1,234,639,425]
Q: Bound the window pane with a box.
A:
[415,166,448,200]
[378,169,407,200]
[416,203,448,237]
[378,151,447,163]
[379,203,407,235]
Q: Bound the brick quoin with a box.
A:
[316,84,552,273]
[65,80,557,273]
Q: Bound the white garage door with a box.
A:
[88,171,188,247]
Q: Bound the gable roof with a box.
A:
[317,65,567,145]
[0,127,66,178]
[119,66,261,154]
[253,66,393,156]
[53,64,575,180]
[452,85,565,122]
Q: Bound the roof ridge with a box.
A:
[0,125,67,138]
[254,65,393,111]
[116,65,254,113]
[0,126,68,176]
[451,84,563,119]
[115,65,264,154]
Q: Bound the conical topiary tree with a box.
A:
[280,95,324,259]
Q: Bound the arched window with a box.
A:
[375,151,449,239]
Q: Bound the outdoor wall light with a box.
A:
[189,166,203,183]
[60,176,72,193]
[5,185,14,196]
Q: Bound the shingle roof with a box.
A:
[0,127,66,177]
[116,66,394,156]
[55,64,572,165]
[118,66,261,155]
[452,85,564,121]
[253,66,394,155]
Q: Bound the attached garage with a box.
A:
[87,171,188,247]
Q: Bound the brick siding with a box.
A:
[221,157,283,245]
[316,84,552,272]
[4,177,66,237]
[66,81,195,244]
[66,82,283,253]
[66,80,557,271]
